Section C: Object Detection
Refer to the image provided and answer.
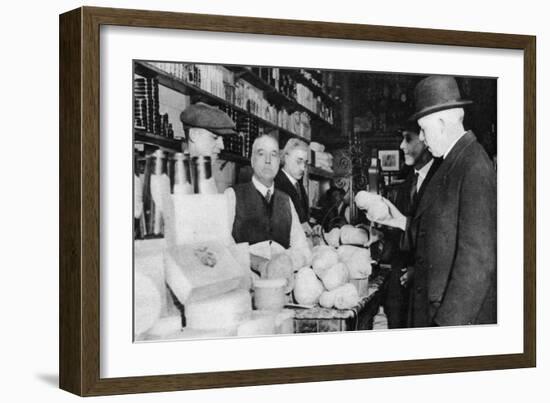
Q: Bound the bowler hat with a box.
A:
[409,75,472,121]
[180,102,236,135]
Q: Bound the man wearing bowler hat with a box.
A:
[364,76,497,327]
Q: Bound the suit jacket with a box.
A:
[408,131,497,327]
[321,202,348,232]
[274,170,309,224]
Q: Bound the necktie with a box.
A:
[294,181,303,204]
[265,189,272,204]
[410,172,419,205]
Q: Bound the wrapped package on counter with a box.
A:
[165,241,249,304]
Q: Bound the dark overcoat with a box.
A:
[408,131,497,327]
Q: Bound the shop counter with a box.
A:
[291,264,390,333]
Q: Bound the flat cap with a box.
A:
[180,102,236,136]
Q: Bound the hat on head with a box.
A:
[409,75,472,121]
[180,102,237,136]
[397,120,420,135]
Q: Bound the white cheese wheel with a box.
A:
[325,227,341,248]
[340,225,369,246]
[145,316,183,340]
[311,248,339,278]
[185,289,252,330]
[333,283,360,310]
[237,311,278,336]
[134,272,162,336]
[354,191,390,221]
[253,278,287,310]
[319,290,337,308]
[293,267,324,305]
[320,262,349,291]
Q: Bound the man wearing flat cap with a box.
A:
[365,76,497,327]
[180,102,237,192]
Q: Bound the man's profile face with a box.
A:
[251,136,280,186]
[284,148,308,181]
[400,130,426,166]
[418,114,445,157]
[188,128,224,159]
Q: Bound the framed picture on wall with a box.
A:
[378,150,400,171]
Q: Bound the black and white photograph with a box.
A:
[378,149,400,171]
[132,60,497,341]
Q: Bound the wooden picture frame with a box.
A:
[378,150,400,172]
[59,6,536,396]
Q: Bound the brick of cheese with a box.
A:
[185,289,252,330]
[165,241,248,304]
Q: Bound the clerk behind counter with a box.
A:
[180,102,238,192]
[224,134,308,252]
[274,138,312,236]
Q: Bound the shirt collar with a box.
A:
[415,158,434,179]
[252,175,274,198]
[282,168,298,186]
[443,131,467,159]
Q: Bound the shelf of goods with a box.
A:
[225,65,337,128]
[133,61,336,147]
[284,68,341,107]
[134,129,250,165]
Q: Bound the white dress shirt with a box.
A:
[224,176,308,250]
[282,168,298,186]
[251,175,274,199]
[414,159,434,192]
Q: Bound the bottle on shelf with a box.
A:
[191,156,218,194]
[368,148,382,194]
[142,149,170,237]
[171,152,193,195]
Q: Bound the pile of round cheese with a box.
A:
[292,244,373,309]
[322,224,370,248]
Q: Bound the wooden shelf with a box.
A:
[284,69,340,107]
[134,129,183,151]
[134,129,251,164]
[218,151,250,164]
[135,61,312,144]
[227,65,337,127]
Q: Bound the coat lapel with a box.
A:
[414,132,476,218]
[415,157,442,205]
[276,170,298,199]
